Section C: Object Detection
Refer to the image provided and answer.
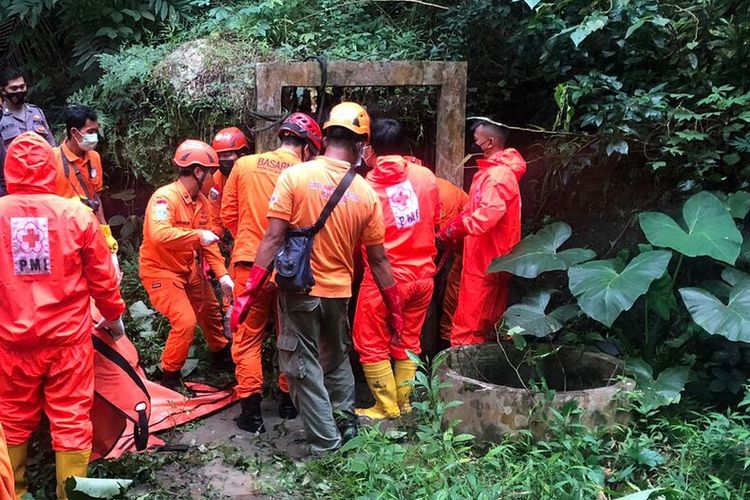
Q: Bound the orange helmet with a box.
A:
[173,139,220,169]
[323,102,370,140]
[212,127,251,153]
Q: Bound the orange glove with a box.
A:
[229,265,270,332]
[381,285,404,345]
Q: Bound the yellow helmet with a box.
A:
[323,102,370,140]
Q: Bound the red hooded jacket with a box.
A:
[0,133,125,350]
[363,155,440,283]
[460,148,526,278]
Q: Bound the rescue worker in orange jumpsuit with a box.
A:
[439,120,526,346]
[0,132,126,499]
[436,177,468,343]
[221,113,322,433]
[0,423,14,500]
[231,102,401,452]
[53,105,120,277]
[140,139,233,390]
[206,126,253,236]
[353,118,439,419]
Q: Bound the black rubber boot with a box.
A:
[236,394,266,434]
[211,343,235,371]
[335,414,359,445]
[278,391,298,419]
[161,370,182,391]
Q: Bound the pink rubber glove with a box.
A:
[229,265,270,332]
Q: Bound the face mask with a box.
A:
[77,132,98,151]
[219,160,234,177]
[3,91,26,106]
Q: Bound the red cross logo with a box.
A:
[17,224,43,253]
[390,186,411,208]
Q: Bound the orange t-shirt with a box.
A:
[268,155,385,298]
[436,177,468,230]
[221,148,300,263]
[139,179,227,280]
[53,142,103,199]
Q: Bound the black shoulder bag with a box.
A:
[62,153,100,212]
[275,167,357,293]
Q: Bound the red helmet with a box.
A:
[212,127,251,153]
[277,112,323,152]
[173,139,219,169]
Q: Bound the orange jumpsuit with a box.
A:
[0,133,125,452]
[353,156,440,363]
[139,179,229,373]
[202,170,228,237]
[221,148,300,397]
[0,423,13,500]
[436,177,468,341]
[451,148,526,346]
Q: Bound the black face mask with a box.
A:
[3,91,27,106]
[219,160,234,177]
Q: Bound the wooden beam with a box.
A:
[255,60,467,187]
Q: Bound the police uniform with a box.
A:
[0,103,56,195]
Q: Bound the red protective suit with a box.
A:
[354,155,440,363]
[0,133,125,451]
[451,148,526,346]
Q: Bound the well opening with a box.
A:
[445,344,624,392]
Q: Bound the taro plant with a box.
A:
[489,190,750,410]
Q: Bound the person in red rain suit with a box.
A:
[0,132,126,499]
[439,119,526,346]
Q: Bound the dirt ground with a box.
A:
[117,381,378,499]
[124,398,308,499]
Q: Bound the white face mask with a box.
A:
[77,132,98,151]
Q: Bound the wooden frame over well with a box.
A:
[255,60,468,186]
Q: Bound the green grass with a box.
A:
[262,366,750,500]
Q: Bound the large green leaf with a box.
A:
[568,251,672,327]
[679,282,750,342]
[626,358,690,413]
[618,488,664,500]
[488,222,596,278]
[740,233,750,265]
[727,191,750,219]
[503,289,580,337]
[645,273,677,321]
[639,191,742,264]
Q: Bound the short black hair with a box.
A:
[370,119,406,156]
[279,133,306,149]
[473,121,509,148]
[0,67,24,88]
[325,125,366,144]
[65,105,98,139]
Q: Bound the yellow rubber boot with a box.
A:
[394,359,418,413]
[56,449,91,500]
[7,442,28,499]
[356,361,401,420]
